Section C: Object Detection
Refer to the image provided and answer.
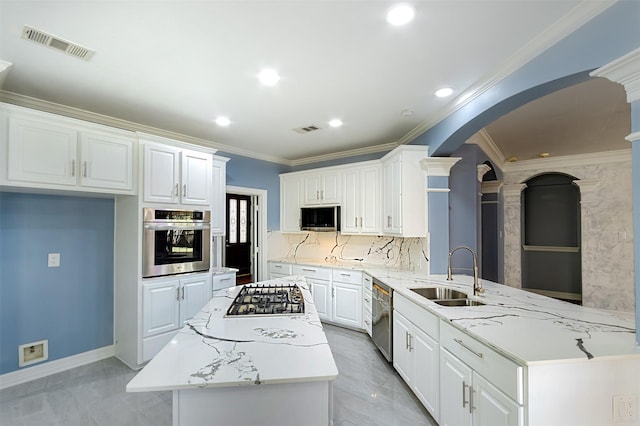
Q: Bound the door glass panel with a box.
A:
[240,200,247,243]
[229,198,237,244]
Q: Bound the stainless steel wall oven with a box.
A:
[142,208,211,278]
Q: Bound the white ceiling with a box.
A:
[0,1,621,165]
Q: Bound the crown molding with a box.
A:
[591,47,640,103]
[466,128,506,171]
[0,61,12,89]
[396,1,617,147]
[420,157,461,176]
[0,90,293,166]
[289,140,400,167]
[502,149,632,173]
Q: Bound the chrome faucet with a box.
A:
[447,246,484,296]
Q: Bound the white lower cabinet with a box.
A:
[269,262,292,279]
[439,321,523,426]
[393,294,440,421]
[362,274,373,336]
[212,272,236,291]
[142,273,211,361]
[308,277,332,319]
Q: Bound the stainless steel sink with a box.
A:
[435,299,485,307]
[410,287,467,300]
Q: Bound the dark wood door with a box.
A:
[225,194,252,276]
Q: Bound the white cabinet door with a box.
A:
[8,116,78,186]
[332,281,362,328]
[280,174,302,232]
[382,153,402,234]
[360,165,380,234]
[440,348,473,426]
[180,275,211,325]
[473,373,522,426]
[392,311,413,385]
[142,279,180,338]
[309,278,331,320]
[79,130,134,190]
[144,143,180,204]
[341,169,360,234]
[303,171,340,205]
[211,156,228,234]
[181,149,211,205]
[413,326,440,420]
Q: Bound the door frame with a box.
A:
[225,185,267,282]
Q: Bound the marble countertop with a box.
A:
[210,267,239,275]
[127,276,338,392]
[269,258,639,365]
[370,269,639,366]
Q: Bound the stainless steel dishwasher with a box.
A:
[371,278,393,362]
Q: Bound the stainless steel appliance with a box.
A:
[226,283,305,316]
[300,206,340,231]
[142,208,211,278]
[372,278,393,362]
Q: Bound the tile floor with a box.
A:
[0,324,437,426]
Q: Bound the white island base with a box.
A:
[174,381,332,426]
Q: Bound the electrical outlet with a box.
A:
[48,253,60,267]
[614,395,638,423]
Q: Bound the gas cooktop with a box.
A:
[226,283,305,317]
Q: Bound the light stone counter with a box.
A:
[127,276,337,426]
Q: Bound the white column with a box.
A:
[502,183,526,288]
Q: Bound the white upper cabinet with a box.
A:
[381,146,428,237]
[303,170,341,205]
[3,105,136,194]
[143,141,212,206]
[341,162,380,235]
[280,173,303,232]
[79,130,134,190]
[211,155,229,235]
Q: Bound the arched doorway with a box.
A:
[480,161,500,282]
[521,173,582,303]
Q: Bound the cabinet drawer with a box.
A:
[394,292,439,339]
[292,264,331,280]
[363,274,373,291]
[363,288,372,313]
[440,321,524,404]
[269,262,292,275]
[332,269,362,284]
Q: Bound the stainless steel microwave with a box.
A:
[300,206,340,232]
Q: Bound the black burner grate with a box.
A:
[226,283,305,316]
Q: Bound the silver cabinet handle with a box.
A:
[71,160,76,177]
[183,184,187,198]
[301,268,316,272]
[469,386,475,414]
[355,217,357,227]
[83,161,87,178]
[320,190,324,199]
[176,287,181,301]
[454,338,484,358]
[332,287,335,298]
[408,333,413,352]
[364,297,370,303]
[387,216,392,227]
[175,184,179,197]
[316,190,319,199]
[462,381,469,409]
[181,287,185,300]
[220,278,231,282]
[274,264,282,269]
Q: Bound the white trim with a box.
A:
[427,188,451,193]
[481,180,504,195]
[420,157,461,176]
[0,61,12,88]
[466,129,505,172]
[0,345,115,390]
[477,164,492,182]
[226,185,268,282]
[591,47,640,103]
[289,141,399,167]
[502,149,631,173]
[626,131,640,143]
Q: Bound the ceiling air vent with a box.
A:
[292,125,321,134]
[21,25,95,61]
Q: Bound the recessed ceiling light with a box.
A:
[435,87,453,98]
[387,4,415,26]
[329,119,343,128]
[258,68,280,86]
[215,116,231,127]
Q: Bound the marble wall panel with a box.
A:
[502,158,634,312]
[267,232,429,273]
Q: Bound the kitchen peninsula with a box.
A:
[126,276,338,426]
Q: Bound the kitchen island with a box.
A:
[126,276,338,426]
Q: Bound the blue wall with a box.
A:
[0,193,114,374]
[218,152,292,231]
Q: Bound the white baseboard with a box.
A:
[0,345,115,390]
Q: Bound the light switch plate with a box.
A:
[48,253,60,267]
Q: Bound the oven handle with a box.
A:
[144,223,211,231]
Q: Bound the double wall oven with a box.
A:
[142,208,211,278]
